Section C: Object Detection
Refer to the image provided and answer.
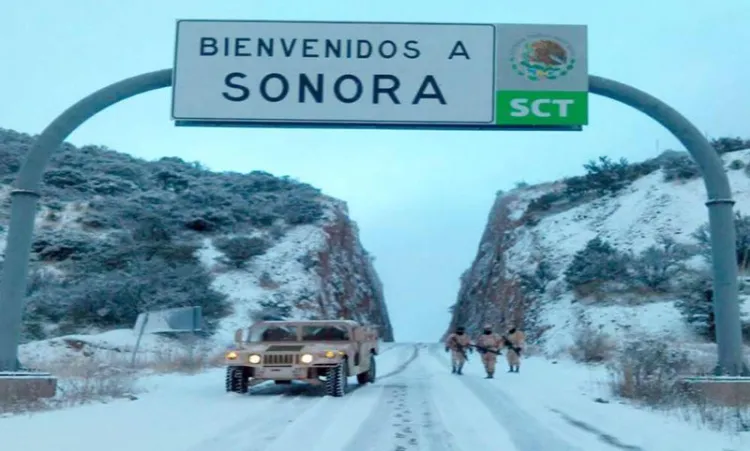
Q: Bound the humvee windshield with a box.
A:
[248,325,299,342]
[301,325,350,341]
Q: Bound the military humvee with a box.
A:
[224,319,379,397]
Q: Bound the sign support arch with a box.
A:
[0,69,747,375]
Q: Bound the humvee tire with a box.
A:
[357,354,376,385]
[226,367,249,394]
[325,360,348,397]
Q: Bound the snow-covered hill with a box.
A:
[0,128,393,368]
[448,146,750,361]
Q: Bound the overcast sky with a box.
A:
[1,1,748,342]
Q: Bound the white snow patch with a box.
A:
[18,328,178,367]
[472,355,750,450]
[203,224,329,346]
[539,296,698,356]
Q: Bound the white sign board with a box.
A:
[172,20,496,127]
[133,306,202,334]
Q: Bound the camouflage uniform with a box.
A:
[476,325,503,379]
[444,326,472,374]
[504,328,525,373]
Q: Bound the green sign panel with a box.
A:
[494,24,588,128]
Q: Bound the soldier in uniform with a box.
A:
[475,324,503,379]
[504,327,526,373]
[444,326,472,374]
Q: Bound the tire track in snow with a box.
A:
[339,346,460,451]
[418,346,521,451]
[428,344,645,451]
[379,344,420,380]
[548,408,645,451]
[379,342,399,354]
[427,345,585,451]
[183,394,320,451]
[206,346,420,451]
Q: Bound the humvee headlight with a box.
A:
[248,354,261,364]
[300,353,314,364]
[324,351,335,358]
[226,351,238,360]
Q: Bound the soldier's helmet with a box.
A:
[455,326,466,334]
[508,327,517,334]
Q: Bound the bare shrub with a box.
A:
[135,345,224,374]
[568,316,615,363]
[674,386,750,433]
[607,337,692,406]
[214,236,270,269]
[130,336,225,374]
[259,271,280,289]
[55,360,137,403]
[1,357,138,415]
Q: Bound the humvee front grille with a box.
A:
[263,354,299,366]
[266,345,305,352]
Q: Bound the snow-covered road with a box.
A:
[1,343,747,451]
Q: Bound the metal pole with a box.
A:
[588,76,748,376]
[0,69,172,371]
[131,313,150,368]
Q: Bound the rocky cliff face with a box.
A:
[444,186,548,341]
[315,207,393,341]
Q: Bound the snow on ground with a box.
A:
[538,295,698,356]
[3,343,745,451]
[427,346,750,451]
[19,329,176,365]
[0,343,416,451]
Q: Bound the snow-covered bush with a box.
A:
[693,211,750,268]
[671,270,748,343]
[729,159,745,170]
[568,315,615,363]
[564,237,630,296]
[214,236,270,268]
[525,157,658,216]
[277,192,325,225]
[661,154,700,182]
[712,136,750,154]
[519,261,555,295]
[629,236,691,292]
[22,226,229,339]
[31,229,93,262]
[43,168,88,189]
[526,190,566,213]
[250,295,293,321]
